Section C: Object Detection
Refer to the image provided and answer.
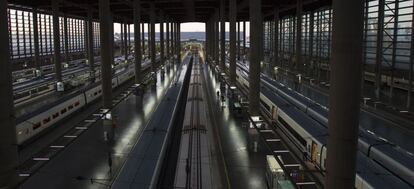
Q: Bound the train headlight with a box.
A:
[105,113,112,120]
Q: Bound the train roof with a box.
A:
[261,85,328,144]
[356,152,411,189]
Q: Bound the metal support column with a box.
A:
[87,9,95,82]
[134,0,141,84]
[99,0,113,109]
[148,22,151,57]
[220,0,225,71]
[160,13,165,66]
[237,21,241,61]
[309,11,314,76]
[0,0,18,187]
[150,4,156,71]
[243,21,246,60]
[166,20,170,60]
[375,0,385,99]
[407,4,414,109]
[64,14,69,64]
[124,21,128,60]
[128,24,131,56]
[177,23,181,64]
[216,11,220,64]
[52,0,62,82]
[390,0,399,99]
[273,7,279,70]
[249,0,262,116]
[326,0,363,188]
[295,0,302,71]
[171,22,175,61]
[229,0,236,83]
[141,22,145,56]
[205,21,208,60]
[120,23,124,56]
[33,8,40,71]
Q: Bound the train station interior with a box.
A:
[0,0,413,188]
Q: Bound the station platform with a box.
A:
[202,63,269,189]
[18,62,177,189]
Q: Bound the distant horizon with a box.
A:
[113,31,248,41]
[113,22,250,37]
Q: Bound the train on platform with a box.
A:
[15,59,151,145]
[12,56,131,106]
[234,66,413,189]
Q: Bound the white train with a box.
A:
[16,60,150,145]
[235,67,412,189]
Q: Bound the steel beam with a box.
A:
[0,0,18,187]
[229,0,236,84]
[237,21,240,61]
[295,0,303,71]
[134,0,141,84]
[87,8,95,82]
[150,3,156,71]
[220,0,225,71]
[33,8,40,70]
[141,22,145,56]
[124,21,128,60]
[249,0,262,116]
[408,3,414,109]
[160,12,165,66]
[243,21,246,60]
[390,0,399,99]
[166,20,170,60]
[273,7,279,70]
[99,0,113,109]
[177,22,181,64]
[375,0,385,99]
[326,0,363,188]
[52,0,62,82]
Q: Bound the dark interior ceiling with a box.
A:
[8,0,331,23]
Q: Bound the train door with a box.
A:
[311,141,318,163]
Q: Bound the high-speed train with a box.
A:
[235,62,414,188]
[233,65,412,188]
[13,56,132,106]
[15,59,152,145]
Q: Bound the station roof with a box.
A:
[8,0,331,23]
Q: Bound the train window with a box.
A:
[260,99,270,111]
[94,92,98,96]
[98,90,102,93]
[68,105,74,110]
[278,117,307,147]
[43,117,51,124]
[38,86,49,92]
[33,122,41,130]
[61,108,67,114]
[74,101,80,106]
[52,112,59,119]
[14,91,30,100]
